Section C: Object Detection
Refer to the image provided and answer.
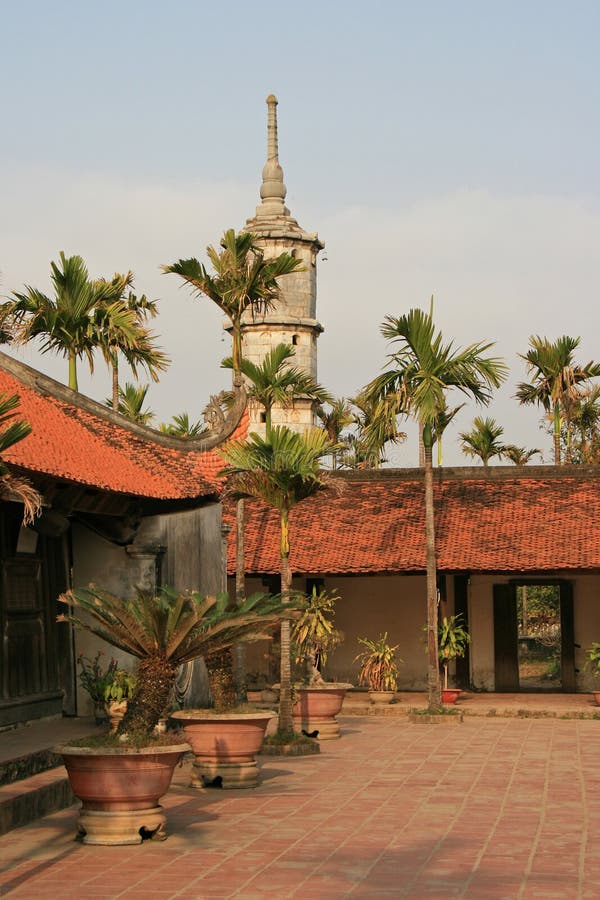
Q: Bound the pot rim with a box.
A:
[56,742,190,756]
[171,710,276,722]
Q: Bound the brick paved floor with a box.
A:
[1,716,598,898]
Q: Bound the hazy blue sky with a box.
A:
[2,1,599,464]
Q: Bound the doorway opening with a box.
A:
[493,580,574,692]
[517,584,561,689]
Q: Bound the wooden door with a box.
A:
[493,584,519,691]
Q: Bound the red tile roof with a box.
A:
[0,353,247,501]
[225,469,600,575]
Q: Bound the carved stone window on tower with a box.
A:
[260,412,267,423]
[292,334,299,346]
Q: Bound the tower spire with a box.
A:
[257,94,289,217]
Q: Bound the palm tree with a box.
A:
[163,229,302,376]
[223,343,332,430]
[571,385,600,463]
[0,392,42,525]
[316,398,354,469]
[106,383,155,426]
[159,412,206,438]
[95,280,170,413]
[503,445,542,465]
[58,585,298,735]
[363,306,506,710]
[220,425,334,732]
[3,253,140,391]
[460,416,506,466]
[432,402,465,466]
[344,389,406,469]
[516,335,600,465]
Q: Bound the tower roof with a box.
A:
[246,94,322,248]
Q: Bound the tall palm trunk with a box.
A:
[68,352,78,391]
[424,435,441,710]
[279,509,293,733]
[234,498,247,701]
[553,402,561,465]
[112,353,119,412]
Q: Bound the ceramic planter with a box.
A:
[57,742,189,845]
[171,710,275,789]
[292,684,351,740]
[368,690,396,705]
[441,688,462,705]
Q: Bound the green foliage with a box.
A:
[438,614,471,691]
[459,416,506,466]
[77,651,118,705]
[159,412,206,437]
[106,382,155,425]
[163,229,302,373]
[291,587,342,676]
[0,392,41,524]
[355,632,401,692]
[103,669,136,703]
[223,343,332,430]
[60,587,296,668]
[585,643,600,679]
[438,615,471,663]
[60,586,299,736]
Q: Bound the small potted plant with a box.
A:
[104,668,136,734]
[77,651,118,723]
[354,632,401,704]
[290,587,350,740]
[438,614,471,704]
[584,643,600,705]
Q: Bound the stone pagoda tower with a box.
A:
[239,94,325,435]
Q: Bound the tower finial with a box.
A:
[257,93,288,217]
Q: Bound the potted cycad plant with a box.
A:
[57,585,293,843]
[355,632,401,705]
[438,614,471,704]
[290,587,350,740]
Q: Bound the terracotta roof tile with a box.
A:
[0,357,247,500]
[225,470,600,575]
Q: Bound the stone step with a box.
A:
[0,746,64,786]
[0,765,74,835]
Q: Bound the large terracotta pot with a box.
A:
[58,742,189,845]
[293,684,351,740]
[171,710,275,789]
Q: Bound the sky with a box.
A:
[1,0,599,465]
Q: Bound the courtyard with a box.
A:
[1,714,599,898]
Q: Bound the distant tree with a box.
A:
[95,281,170,413]
[460,416,506,466]
[343,389,406,469]
[106,382,154,426]
[159,412,206,438]
[3,253,139,392]
[516,335,600,465]
[163,229,302,376]
[503,445,542,466]
[222,343,331,431]
[432,402,465,466]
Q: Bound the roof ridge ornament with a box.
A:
[256,94,290,218]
